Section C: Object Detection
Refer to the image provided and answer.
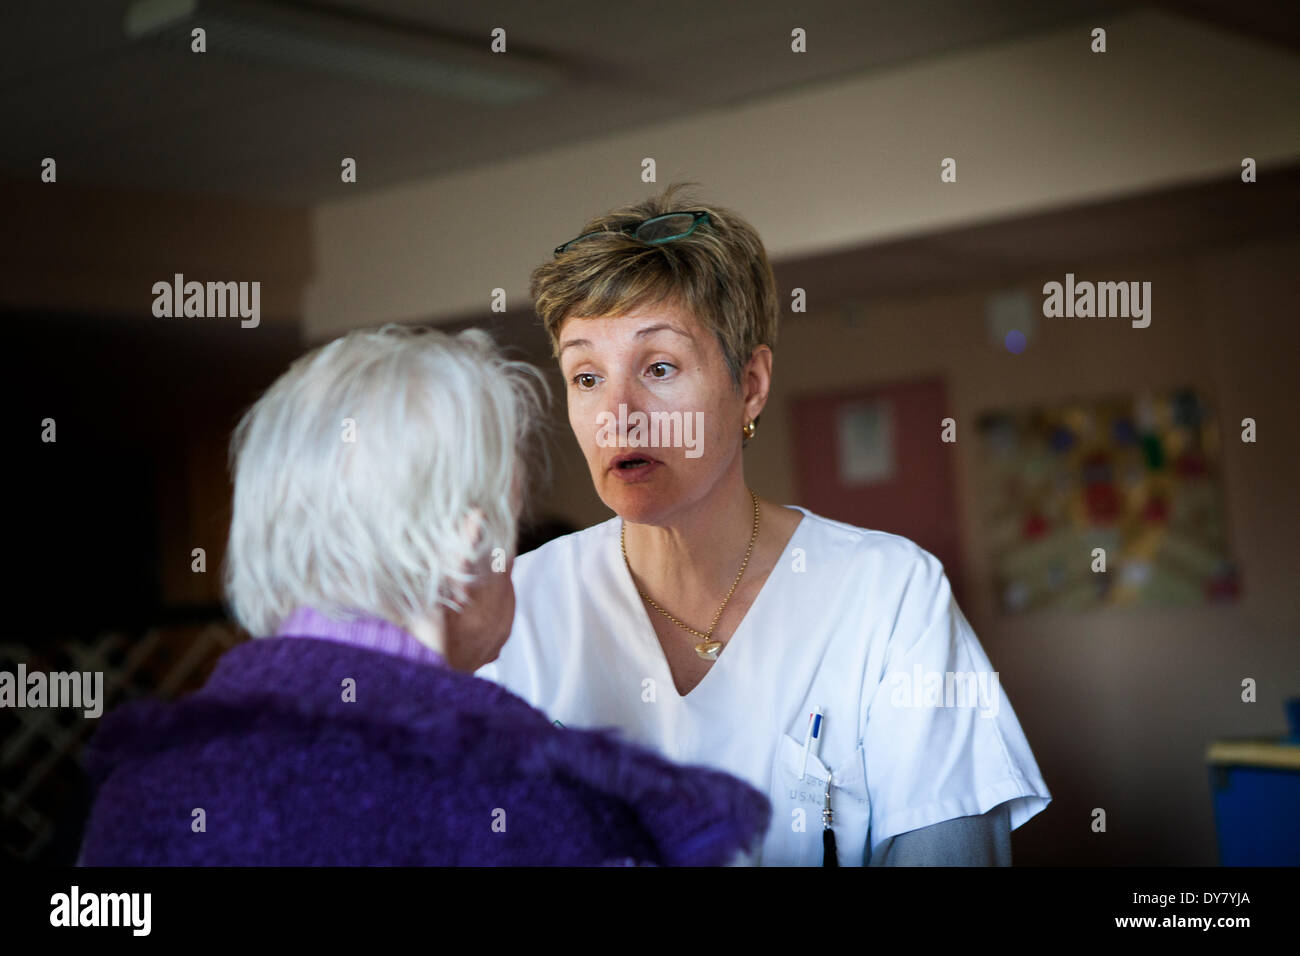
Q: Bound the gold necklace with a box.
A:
[621,489,760,662]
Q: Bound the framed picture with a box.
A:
[975,387,1239,613]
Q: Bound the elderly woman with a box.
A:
[78,325,769,866]
[478,184,1052,866]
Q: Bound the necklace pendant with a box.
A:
[694,641,723,662]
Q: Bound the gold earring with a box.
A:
[742,420,757,441]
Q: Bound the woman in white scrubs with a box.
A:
[478,184,1052,865]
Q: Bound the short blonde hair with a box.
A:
[529,182,779,387]
[223,324,547,637]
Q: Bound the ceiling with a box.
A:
[0,0,1167,205]
[781,162,1300,309]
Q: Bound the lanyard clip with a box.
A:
[822,772,838,867]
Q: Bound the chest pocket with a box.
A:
[763,733,872,866]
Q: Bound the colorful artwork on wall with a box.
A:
[975,388,1239,613]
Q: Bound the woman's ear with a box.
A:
[743,345,773,422]
[461,507,485,542]
[458,508,487,567]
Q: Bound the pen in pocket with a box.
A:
[800,707,824,780]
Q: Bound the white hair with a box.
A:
[223,324,548,637]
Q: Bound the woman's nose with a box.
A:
[602,375,644,420]
[591,376,645,447]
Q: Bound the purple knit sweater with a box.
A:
[78,630,770,866]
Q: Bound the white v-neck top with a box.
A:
[476,506,1051,865]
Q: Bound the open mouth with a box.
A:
[611,454,659,472]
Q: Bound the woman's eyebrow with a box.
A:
[559,323,693,354]
[634,323,693,342]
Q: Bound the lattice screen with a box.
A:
[2,621,245,863]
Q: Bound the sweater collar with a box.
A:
[276,607,448,669]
